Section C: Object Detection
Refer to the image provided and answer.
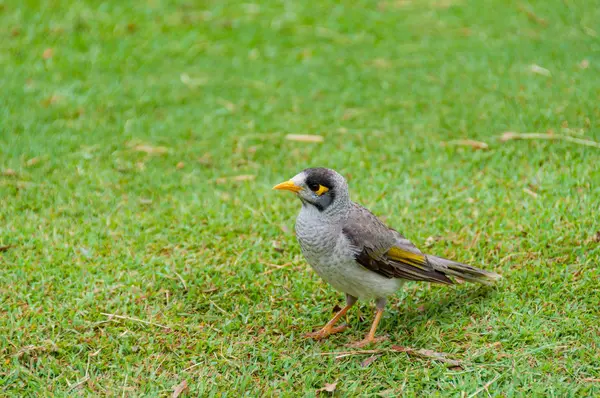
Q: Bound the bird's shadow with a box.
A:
[356,285,499,339]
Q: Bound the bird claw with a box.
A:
[305,324,349,340]
[345,335,388,348]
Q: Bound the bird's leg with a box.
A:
[305,294,357,340]
[346,297,389,348]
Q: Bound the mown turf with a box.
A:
[1,0,599,395]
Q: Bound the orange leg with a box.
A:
[347,298,388,348]
[306,295,357,340]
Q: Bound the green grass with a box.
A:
[1,0,600,395]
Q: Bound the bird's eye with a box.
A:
[308,182,320,191]
[308,183,329,196]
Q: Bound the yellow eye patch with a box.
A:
[315,185,329,196]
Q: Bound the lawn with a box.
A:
[1,0,599,395]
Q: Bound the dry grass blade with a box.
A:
[500,132,600,149]
[180,73,207,88]
[529,64,551,76]
[391,345,463,367]
[518,4,548,26]
[443,139,489,150]
[317,349,383,359]
[174,272,187,291]
[467,374,501,398]
[68,376,90,392]
[0,245,13,252]
[582,378,600,383]
[523,188,539,198]
[100,313,171,331]
[172,380,188,398]
[232,175,256,182]
[360,355,380,367]
[133,145,169,155]
[285,134,324,143]
[215,175,256,184]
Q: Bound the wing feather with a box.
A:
[343,203,453,285]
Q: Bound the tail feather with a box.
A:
[426,255,501,285]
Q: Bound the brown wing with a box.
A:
[343,203,453,285]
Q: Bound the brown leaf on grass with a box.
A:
[317,382,337,394]
[360,355,379,367]
[198,153,213,166]
[172,380,188,398]
[176,162,185,170]
[0,245,13,252]
[26,158,40,167]
[442,139,489,150]
[2,169,17,177]
[43,48,54,59]
[134,145,169,155]
[391,345,463,367]
[285,134,324,143]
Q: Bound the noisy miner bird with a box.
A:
[273,167,501,347]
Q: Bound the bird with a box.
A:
[273,167,501,347]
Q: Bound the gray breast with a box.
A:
[295,210,338,259]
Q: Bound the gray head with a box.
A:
[273,167,350,213]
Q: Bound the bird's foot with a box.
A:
[305,324,349,340]
[345,335,388,348]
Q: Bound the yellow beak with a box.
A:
[272,180,302,193]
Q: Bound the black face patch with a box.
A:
[303,168,335,192]
[302,168,336,212]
